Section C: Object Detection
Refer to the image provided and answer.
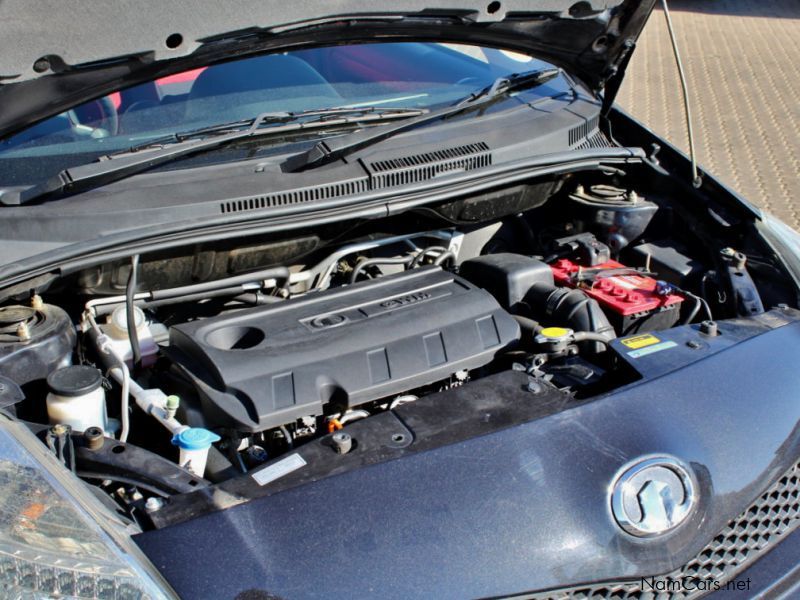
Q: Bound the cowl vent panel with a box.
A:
[369,142,491,172]
[220,178,369,214]
[575,131,612,150]
[219,142,493,215]
[366,142,492,189]
[568,115,600,147]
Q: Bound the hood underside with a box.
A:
[0,0,655,138]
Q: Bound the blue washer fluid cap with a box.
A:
[172,427,221,451]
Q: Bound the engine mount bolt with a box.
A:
[331,431,352,455]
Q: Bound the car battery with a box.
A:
[550,258,685,335]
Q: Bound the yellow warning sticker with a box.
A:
[621,334,661,349]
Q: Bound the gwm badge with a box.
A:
[610,456,697,537]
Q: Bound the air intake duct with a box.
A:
[524,284,615,354]
[459,254,615,353]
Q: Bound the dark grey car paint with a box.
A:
[1,2,798,596]
[134,319,800,599]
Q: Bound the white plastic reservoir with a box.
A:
[46,365,108,432]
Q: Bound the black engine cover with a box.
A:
[169,267,519,431]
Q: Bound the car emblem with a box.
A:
[610,455,696,537]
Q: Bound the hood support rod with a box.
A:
[661,0,702,188]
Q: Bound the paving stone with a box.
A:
[617,0,800,227]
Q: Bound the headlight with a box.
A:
[759,212,800,289]
[0,414,174,599]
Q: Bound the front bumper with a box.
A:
[529,457,800,599]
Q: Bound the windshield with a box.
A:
[0,42,569,186]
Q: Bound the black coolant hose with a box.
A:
[572,331,611,347]
[513,314,543,343]
[141,286,283,309]
[126,254,142,369]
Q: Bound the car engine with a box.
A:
[0,176,788,528]
[168,266,519,432]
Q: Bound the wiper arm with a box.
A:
[115,106,424,156]
[455,68,561,106]
[1,106,424,206]
[282,68,560,173]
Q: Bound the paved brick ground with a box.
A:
[617,0,800,226]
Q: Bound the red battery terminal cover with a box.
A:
[550,259,684,316]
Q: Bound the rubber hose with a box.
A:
[512,314,543,340]
[525,283,615,353]
[125,254,142,369]
[149,266,291,301]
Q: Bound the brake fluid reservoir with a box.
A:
[46,365,108,432]
[101,305,159,366]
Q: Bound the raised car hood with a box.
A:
[0,0,655,138]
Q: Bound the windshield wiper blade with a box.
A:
[282,68,560,173]
[114,106,425,157]
[1,106,425,206]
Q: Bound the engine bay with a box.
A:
[0,172,795,529]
